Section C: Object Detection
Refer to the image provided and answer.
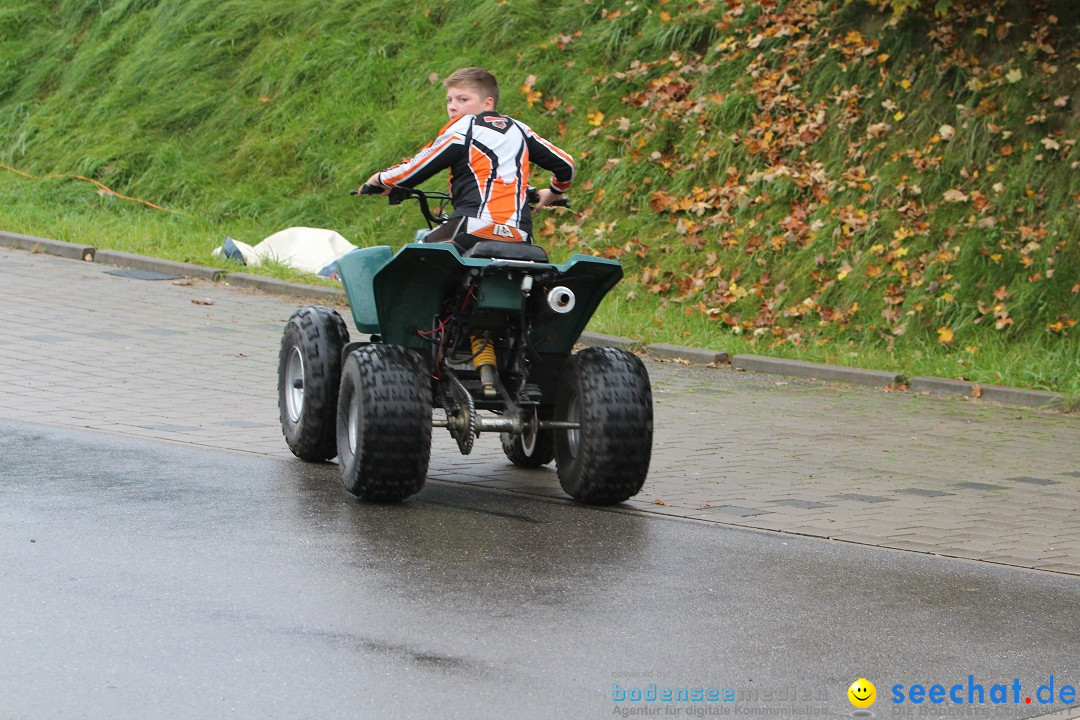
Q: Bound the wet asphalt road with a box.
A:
[2,420,1078,720]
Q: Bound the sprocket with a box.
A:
[442,372,478,455]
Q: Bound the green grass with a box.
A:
[1,0,1077,395]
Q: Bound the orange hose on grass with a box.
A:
[0,163,34,179]
[1,163,181,214]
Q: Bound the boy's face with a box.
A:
[446,85,495,118]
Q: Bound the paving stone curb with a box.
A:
[224,272,346,302]
[1,230,1068,410]
[734,353,900,388]
[0,230,94,262]
[647,343,729,365]
[94,249,226,281]
[577,331,642,350]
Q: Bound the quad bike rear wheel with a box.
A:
[337,344,432,502]
[278,305,349,461]
[555,348,653,504]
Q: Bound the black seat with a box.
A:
[463,240,549,263]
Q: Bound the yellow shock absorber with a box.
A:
[471,334,498,399]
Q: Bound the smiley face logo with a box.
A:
[848,678,876,708]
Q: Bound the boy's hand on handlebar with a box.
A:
[360,173,391,196]
[533,188,567,210]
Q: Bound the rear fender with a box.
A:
[339,244,622,353]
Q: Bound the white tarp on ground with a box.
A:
[212,226,357,277]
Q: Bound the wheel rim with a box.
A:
[285,346,305,423]
[347,392,360,456]
[521,407,539,456]
[566,394,580,459]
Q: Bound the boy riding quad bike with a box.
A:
[276,68,652,504]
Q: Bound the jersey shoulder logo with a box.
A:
[483,116,509,130]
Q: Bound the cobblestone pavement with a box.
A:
[3,248,1078,575]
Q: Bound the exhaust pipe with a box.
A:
[546,286,576,314]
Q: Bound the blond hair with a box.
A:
[443,67,499,109]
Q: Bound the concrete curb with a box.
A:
[578,331,642,351]
[910,376,976,398]
[909,376,1064,409]
[94,249,226,281]
[733,354,900,388]
[978,384,1064,409]
[0,229,1069,410]
[224,272,346,302]
[648,343,729,365]
[0,231,95,262]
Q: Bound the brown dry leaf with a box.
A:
[172,278,195,286]
[971,384,982,399]
[191,298,214,306]
[943,189,969,203]
[653,498,668,506]
[937,327,954,344]
[867,123,890,139]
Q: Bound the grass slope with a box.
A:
[1,0,1077,393]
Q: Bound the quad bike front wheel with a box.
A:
[555,348,653,504]
[500,407,556,467]
[337,344,432,502]
[278,305,350,461]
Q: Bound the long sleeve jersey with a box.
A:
[377,111,575,238]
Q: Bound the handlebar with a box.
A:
[352,184,569,228]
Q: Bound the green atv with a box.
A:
[277,186,652,504]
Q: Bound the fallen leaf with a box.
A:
[943,189,969,203]
[971,384,982,398]
[937,327,954,344]
[192,298,214,306]
[939,124,956,140]
[867,122,890,139]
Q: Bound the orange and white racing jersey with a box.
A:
[377,111,575,237]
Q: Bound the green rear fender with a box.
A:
[337,243,622,354]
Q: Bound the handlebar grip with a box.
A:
[550,197,570,208]
[359,183,384,195]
